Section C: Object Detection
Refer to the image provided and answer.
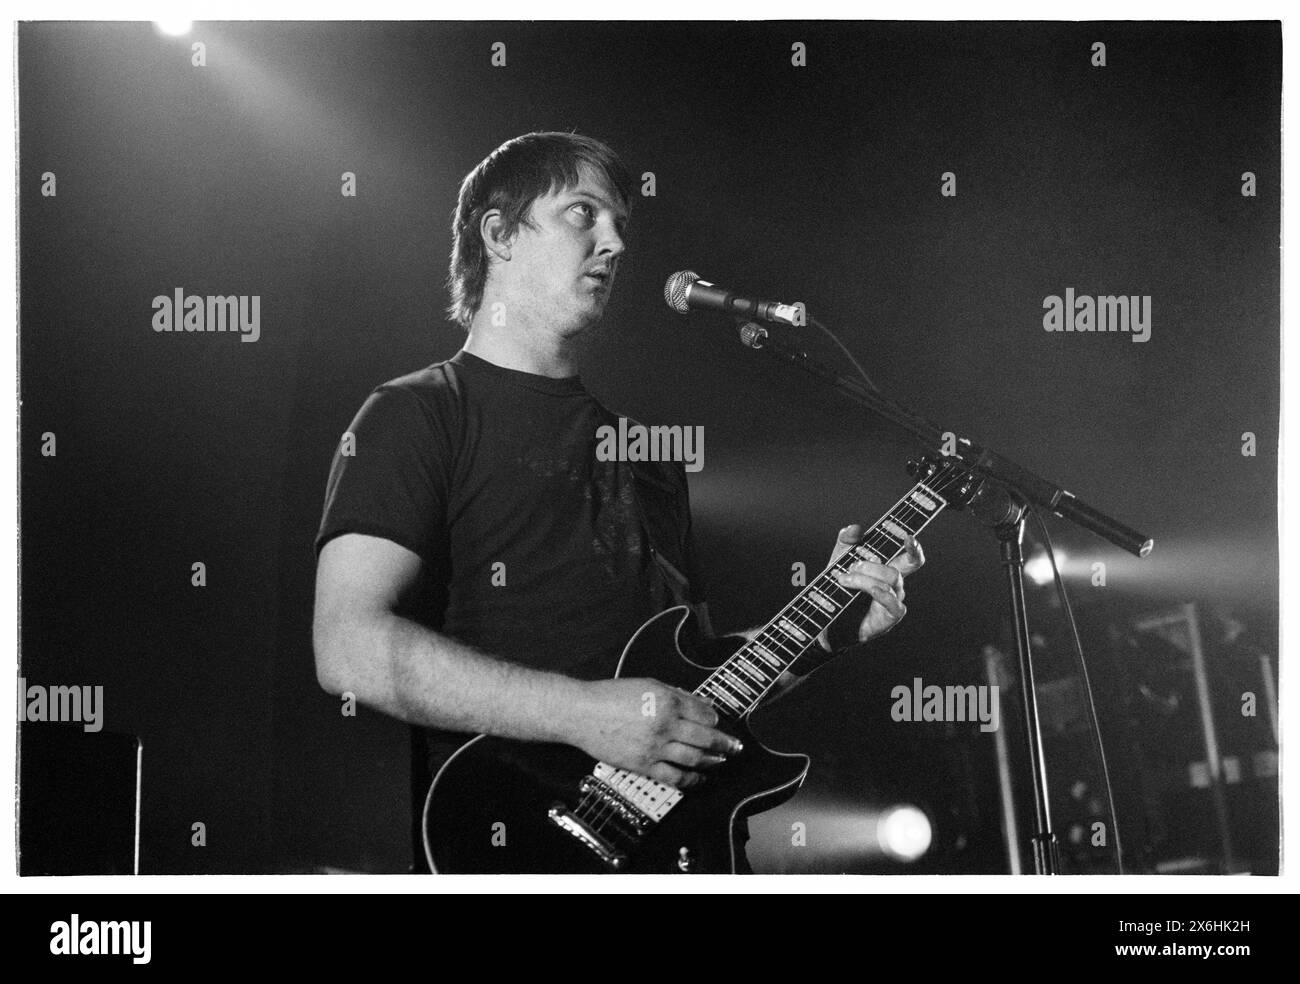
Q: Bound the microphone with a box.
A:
[663,270,802,326]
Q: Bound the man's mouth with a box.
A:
[584,268,611,288]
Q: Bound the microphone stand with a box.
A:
[730,320,1154,875]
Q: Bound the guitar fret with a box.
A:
[790,608,829,639]
[764,629,795,652]
[719,667,758,700]
[822,576,856,602]
[796,606,826,635]
[919,482,946,506]
[785,610,816,634]
[706,682,745,713]
[807,589,836,613]
[780,614,815,642]
[900,501,927,520]
[733,655,770,685]
[867,535,900,556]
[750,642,783,669]
[853,545,882,564]
[910,489,937,511]
[881,518,909,540]
[794,599,826,622]
[761,630,798,659]
[889,516,922,536]
[714,667,754,700]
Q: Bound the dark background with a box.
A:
[19,21,1279,874]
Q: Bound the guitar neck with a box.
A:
[696,475,952,717]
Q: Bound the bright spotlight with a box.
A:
[876,804,932,862]
[154,20,193,37]
[1024,549,1059,586]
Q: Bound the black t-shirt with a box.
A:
[315,350,706,862]
[317,350,675,673]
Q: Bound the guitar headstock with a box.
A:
[906,454,982,511]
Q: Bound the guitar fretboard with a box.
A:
[696,476,950,716]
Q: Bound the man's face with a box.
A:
[501,165,628,334]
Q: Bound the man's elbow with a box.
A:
[313,615,360,696]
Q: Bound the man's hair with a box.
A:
[446,131,634,329]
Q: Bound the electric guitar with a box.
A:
[423,456,979,873]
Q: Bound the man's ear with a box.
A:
[479,209,512,262]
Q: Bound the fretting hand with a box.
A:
[827,524,925,643]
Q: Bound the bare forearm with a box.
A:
[318,612,586,745]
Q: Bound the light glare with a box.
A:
[877,805,932,862]
[1024,549,1060,586]
[154,20,193,37]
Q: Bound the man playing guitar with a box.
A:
[312,131,924,872]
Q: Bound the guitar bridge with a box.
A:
[548,806,628,870]
[578,776,655,834]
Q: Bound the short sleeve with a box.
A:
[315,384,453,566]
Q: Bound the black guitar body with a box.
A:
[423,605,810,874]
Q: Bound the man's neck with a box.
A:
[462,312,586,379]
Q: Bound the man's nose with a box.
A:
[596,219,625,260]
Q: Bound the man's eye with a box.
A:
[572,202,595,219]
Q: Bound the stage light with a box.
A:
[1024,549,1059,586]
[746,797,944,871]
[154,20,193,37]
[876,804,932,862]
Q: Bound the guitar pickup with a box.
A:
[548,805,628,870]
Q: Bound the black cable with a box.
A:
[1029,505,1126,875]
[807,314,882,395]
